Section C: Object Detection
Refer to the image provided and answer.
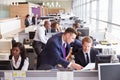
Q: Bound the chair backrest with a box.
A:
[29,31,35,40]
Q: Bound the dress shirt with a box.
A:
[61,40,74,68]
[12,56,29,71]
[83,50,91,63]
[33,26,48,44]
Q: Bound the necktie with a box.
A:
[62,43,66,59]
[45,30,47,35]
[86,53,89,64]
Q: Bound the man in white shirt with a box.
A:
[32,20,51,56]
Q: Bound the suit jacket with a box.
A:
[70,39,82,54]
[32,16,36,25]
[37,33,70,68]
[25,18,30,27]
[74,48,99,67]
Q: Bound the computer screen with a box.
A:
[77,27,89,37]
[98,63,120,80]
[0,60,13,70]
[95,55,111,70]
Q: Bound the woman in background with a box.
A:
[25,14,30,27]
[51,21,62,32]
[9,42,29,70]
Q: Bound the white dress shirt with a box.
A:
[12,56,29,71]
[83,51,91,63]
[33,26,48,44]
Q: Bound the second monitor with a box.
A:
[77,27,89,37]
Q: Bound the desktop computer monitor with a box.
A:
[95,54,120,70]
[0,60,13,70]
[98,63,120,80]
[95,55,111,70]
[77,27,89,37]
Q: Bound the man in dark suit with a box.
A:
[74,36,99,67]
[37,28,83,70]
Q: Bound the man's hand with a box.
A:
[70,62,83,70]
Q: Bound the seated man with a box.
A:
[74,36,99,67]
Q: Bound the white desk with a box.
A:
[94,44,120,55]
[25,25,37,33]
[0,18,21,35]
[0,53,9,60]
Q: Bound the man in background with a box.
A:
[32,20,51,56]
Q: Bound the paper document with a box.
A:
[81,63,95,71]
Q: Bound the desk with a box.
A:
[24,44,33,49]
[0,53,9,60]
[94,44,120,55]
[25,25,37,33]
[0,70,98,80]
[0,18,21,37]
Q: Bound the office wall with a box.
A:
[26,0,72,13]
[0,0,25,18]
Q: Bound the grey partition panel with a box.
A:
[0,70,98,80]
[0,72,4,80]
[26,71,57,77]
[0,72,4,77]
[74,71,98,80]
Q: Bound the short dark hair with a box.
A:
[64,28,77,35]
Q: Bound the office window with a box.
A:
[86,3,90,23]
[90,19,96,31]
[83,4,86,21]
[87,0,91,2]
[98,21,108,31]
[99,0,108,21]
[112,0,120,25]
[91,1,96,19]
[111,25,120,42]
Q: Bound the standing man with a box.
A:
[32,14,38,25]
[74,36,99,67]
[32,20,51,56]
[37,28,83,70]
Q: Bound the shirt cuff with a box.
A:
[67,62,72,68]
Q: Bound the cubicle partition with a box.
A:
[0,70,98,80]
[0,18,21,37]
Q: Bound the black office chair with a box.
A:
[29,31,35,40]
[29,31,35,46]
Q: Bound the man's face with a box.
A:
[45,22,51,29]
[82,42,92,53]
[66,33,76,44]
